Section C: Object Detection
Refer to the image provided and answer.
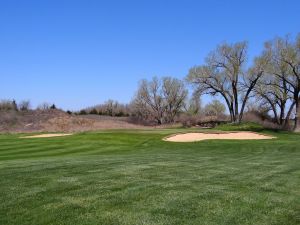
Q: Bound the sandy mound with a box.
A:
[21,133,73,139]
[164,132,275,142]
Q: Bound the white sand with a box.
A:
[164,132,275,142]
[20,133,73,139]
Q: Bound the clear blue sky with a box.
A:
[1,0,299,110]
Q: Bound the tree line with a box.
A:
[1,34,299,130]
[80,100,130,117]
[132,34,300,130]
[0,100,57,112]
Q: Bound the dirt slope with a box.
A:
[0,110,145,133]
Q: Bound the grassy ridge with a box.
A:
[214,122,266,131]
[0,129,300,225]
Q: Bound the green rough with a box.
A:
[215,122,265,132]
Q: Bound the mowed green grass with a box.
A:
[0,129,299,225]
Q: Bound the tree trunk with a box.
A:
[239,75,262,123]
[293,99,299,131]
[234,95,239,123]
[156,118,162,125]
[231,103,236,123]
[284,101,296,129]
[220,93,234,122]
[272,106,280,125]
[238,98,247,123]
[238,85,253,123]
[279,103,285,125]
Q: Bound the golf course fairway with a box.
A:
[0,129,299,225]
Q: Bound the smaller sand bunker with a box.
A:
[20,133,73,139]
[164,132,275,142]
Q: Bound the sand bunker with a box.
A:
[20,133,73,139]
[164,132,275,142]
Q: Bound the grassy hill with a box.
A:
[0,129,299,225]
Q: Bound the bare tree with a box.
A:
[130,96,152,121]
[135,78,165,124]
[133,77,188,124]
[254,53,292,127]
[187,41,265,123]
[238,54,269,122]
[84,100,130,117]
[204,99,226,117]
[184,92,202,115]
[261,35,300,130]
[104,99,116,116]
[162,77,188,123]
[37,102,50,110]
[19,100,31,111]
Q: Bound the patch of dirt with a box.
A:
[20,133,73,138]
[164,132,275,142]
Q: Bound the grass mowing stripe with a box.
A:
[0,129,299,225]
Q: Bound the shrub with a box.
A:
[0,100,16,111]
[115,111,125,117]
[37,102,50,110]
[19,100,31,111]
[79,110,87,115]
[50,104,56,109]
[12,100,18,111]
[89,108,98,114]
